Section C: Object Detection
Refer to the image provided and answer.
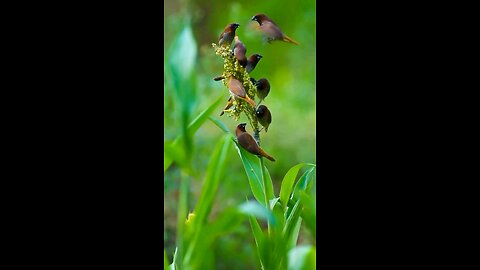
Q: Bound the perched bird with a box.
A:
[236,123,275,162]
[246,54,262,73]
[227,76,256,107]
[255,78,270,102]
[233,36,247,67]
[218,23,240,46]
[256,105,272,132]
[219,97,233,116]
[251,13,300,45]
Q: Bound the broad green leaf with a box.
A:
[271,200,286,230]
[280,163,315,210]
[263,165,274,202]
[208,116,230,134]
[192,134,231,227]
[287,218,302,250]
[167,25,198,169]
[238,201,276,225]
[287,245,316,270]
[211,119,274,206]
[164,94,223,172]
[233,141,265,206]
[292,166,316,200]
[168,25,197,82]
[299,191,316,239]
[269,197,280,210]
[164,141,190,173]
[248,215,265,270]
[283,199,302,240]
[183,135,231,266]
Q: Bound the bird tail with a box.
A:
[283,35,300,45]
[259,148,275,162]
[242,95,256,107]
[220,98,233,116]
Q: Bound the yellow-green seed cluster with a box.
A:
[212,43,258,128]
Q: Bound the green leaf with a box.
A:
[293,166,316,200]
[233,140,266,206]
[167,25,198,168]
[164,249,169,270]
[208,116,230,134]
[164,140,190,173]
[271,200,285,230]
[248,215,265,269]
[183,135,231,267]
[192,134,231,227]
[283,199,302,241]
[280,163,315,210]
[299,191,316,239]
[168,25,197,82]
[164,94,223,172]
[264,166,274,203]
[269,197,280,210]
[238,201,276,225]
[287,218,302,250]
[211,119,274,206]
[287,245,316,270]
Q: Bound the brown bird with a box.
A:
[236,123,275,162]
[218,23,240,46]
[246,54,262,73]
[255,78,270,102]
[227,76,256,107]
[233,36,247,67]
[256,105,272,132]
[219,97,233,116]
[251,13,300,45]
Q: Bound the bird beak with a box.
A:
[251,16,256,21]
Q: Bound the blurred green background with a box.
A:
[164,0,316,268]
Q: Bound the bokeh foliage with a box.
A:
[165,0,316,268]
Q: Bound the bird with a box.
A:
[236,123,275,161]
[256,105,272,132]
[251,13,300,45]
[246,54,262,73]
[233,36,247,67]
[255,78,270,102]
[227,76,256,107]
[219,97,233,116]
[218,23,240,46]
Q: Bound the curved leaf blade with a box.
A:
[164,94,223,172]
[232,140,265,205]
[280,163,315,210]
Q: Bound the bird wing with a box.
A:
[238,133,260,154]
[261,21,284,39]
[228,78,246,97]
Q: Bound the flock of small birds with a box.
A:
[215,13,299,162]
